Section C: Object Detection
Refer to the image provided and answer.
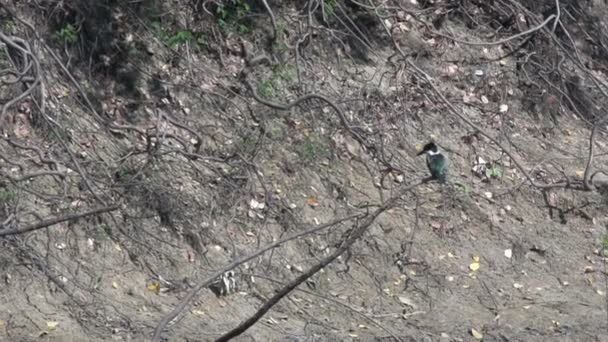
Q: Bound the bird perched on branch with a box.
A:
[417,142,448,183]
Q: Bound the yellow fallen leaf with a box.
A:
[575,170,585,178]
[112,281,118,289]
[471,328,483,339]
[415,143,423,153]
[47,321,59,331]
[469,262,480,271]
[473,255,480,262]
[147,282,160,294]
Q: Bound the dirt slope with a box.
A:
[1,1,608,341]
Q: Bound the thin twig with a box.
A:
[432,14,556,46]
[260,0,278,42]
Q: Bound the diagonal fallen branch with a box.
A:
[214,179,427,341]
[0,205,120,237]
[151,213,362,341]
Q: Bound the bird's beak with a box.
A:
[416,150,425,156]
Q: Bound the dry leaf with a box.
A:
[307,196,320,207]
[471,328,483,339]
[469,262,480,271]
[473,255,480,262]
[185,250,195,263]
[112,281,118,289]
[47,321,59,331]
[147,282,160,294]
[397,296,417,308]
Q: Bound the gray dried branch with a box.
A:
[0,205,120,237]
[214,178,426,341]
[0,31,44,129]
[151,213,361,341]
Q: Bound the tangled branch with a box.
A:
[0,31,45,129]
[214,178,426,341]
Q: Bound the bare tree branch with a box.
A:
[151,213,362,341]
[214,178,427,341]
[0,205,120,237]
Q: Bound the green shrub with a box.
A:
[55,23,78,45]
[216,0,252,34]
[167,30,194,47]
[0,189,15,203]
[298,136,329,162]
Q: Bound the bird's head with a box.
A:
[416,142,439,156]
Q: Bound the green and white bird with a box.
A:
[417,142,448,183]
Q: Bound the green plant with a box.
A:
[0,48,8,68]
[96,224,112,240]
[167,30,194,47]
[256,64,296,99]
[215,0,252,34]
[323,0,337,16]
[298,136,329,162]
[55,23,78,45]
[600,234,608,257]
[257,80,276,99]
[0,189,15,203]
[237,134,258,154]
[268,122,285,140]
[1,19,16,34]
[274,64,296,83]
[272,39,289,54]
[485,165,503,179]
